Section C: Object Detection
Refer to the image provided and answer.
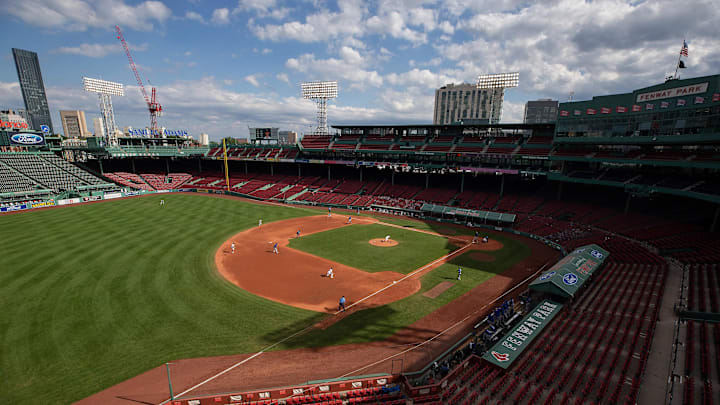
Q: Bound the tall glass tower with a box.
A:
[12,48,53,133]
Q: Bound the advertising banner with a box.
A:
[529,244,609,298]
[636,82,708,102]
[58,198,81,205]
[8,132,46,146]
[104,192,123,200]
[482,300,563,369]
[30,200,55,208]
[82,196,102,202]
[0,203,28,212]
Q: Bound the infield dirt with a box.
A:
[78,200,560,405]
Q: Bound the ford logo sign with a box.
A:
[11,133,44,145]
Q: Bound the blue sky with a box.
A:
[1,0,718,141]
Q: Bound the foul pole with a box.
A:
[222,139,230,191]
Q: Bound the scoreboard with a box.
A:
[250,127,279,144]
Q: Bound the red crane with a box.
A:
[115,25,162,131]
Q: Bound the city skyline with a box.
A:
[0,0,718,140]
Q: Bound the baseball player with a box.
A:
[296,230,301,238]
[472,231,479,244]
[347,216,352,224]
[384,235,390,243]
[326,267,334,279]
[338,295,346,312]
[327,207,332,217]
[159,199,165,206]
[482,235,489,243]
[457,267,462,281]
[231,242,235,254]
[273,242,279,254]
[258,219,263,227]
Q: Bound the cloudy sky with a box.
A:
[1,0,718,141]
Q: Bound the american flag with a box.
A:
[680,41,689,57]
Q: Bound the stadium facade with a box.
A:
[2,73,720,405]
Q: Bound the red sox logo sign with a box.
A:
[491,351,510,362]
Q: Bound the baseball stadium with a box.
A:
[2,73,720,405]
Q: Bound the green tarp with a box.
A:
[482,300,563,369]
[529,244,610,298]
[420,203,516,224]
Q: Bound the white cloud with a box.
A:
[251,0,367,43]
[286,48,384,89]
[499,100,524,123]
[2,0,171,32]
[234,0,290,20]
[53,43,123,58]
[244,74,261,87]
[185,11,205,23]
[438,21,454,35]
[0,82,23,107]
[211,8,230,24]
[276,73,290,84]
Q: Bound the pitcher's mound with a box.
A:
[369,238,399,247]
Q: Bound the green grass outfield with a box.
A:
[0,194,529,404]
[288,223,457,273]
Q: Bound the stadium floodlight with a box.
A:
[476,72,519,124]
[83,77,124,145]
[302,81,338,135]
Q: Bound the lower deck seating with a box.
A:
[0,152,110,192]
[425,259,666,405]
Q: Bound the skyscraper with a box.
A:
[12,48,53,133]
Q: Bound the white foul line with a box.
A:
[278,260,552,401]
[336,243,473,314]
[160,222,543,403]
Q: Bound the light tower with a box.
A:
[301,81,338,135]
[476,72,519,124]
[83,77,123,144]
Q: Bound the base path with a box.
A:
[77,198,561,405]
[217,215,420,313]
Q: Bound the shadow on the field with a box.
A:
[262,303,442,352]
[114,396,155,404]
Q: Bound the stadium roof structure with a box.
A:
[529,244,610,298]
[332,123,555,131]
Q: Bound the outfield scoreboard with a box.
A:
[250,127,279,144]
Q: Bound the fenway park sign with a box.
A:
[482,300,562,369]
[636,82,708,102]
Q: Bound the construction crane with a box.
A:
[115,25,162,131]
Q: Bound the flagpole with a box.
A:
[674,39,684,79]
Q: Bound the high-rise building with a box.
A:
[524,99,559,124]
[0,109,29,128]
[60,110,89,138]
[199,133,209,146]
[12,48,53,132]
[433,83,504,125]
[278,130,298,144]
[93,117,105,138]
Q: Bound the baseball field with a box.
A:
[0,193,544,404]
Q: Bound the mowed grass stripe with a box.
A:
[0,194,533,404]
[0,194,324,404]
